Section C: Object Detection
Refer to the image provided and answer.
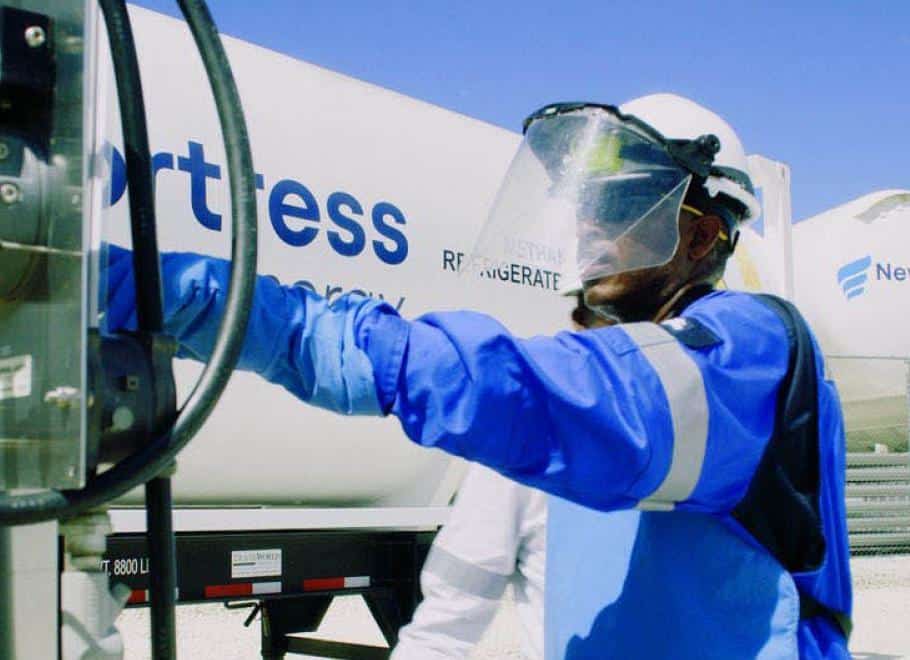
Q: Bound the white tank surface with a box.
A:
[102,8,576,506]
[792,190,910,448]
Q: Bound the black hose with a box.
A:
[146,472,177,660]
[0,0,258,525]
[98,3,176,657]
[98,0,163,333]
[0,530,15,660]
[173,0,259,417]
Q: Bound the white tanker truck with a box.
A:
[86,8,799,656]
[100,8,802,513]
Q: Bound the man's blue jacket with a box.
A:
[106,246,852,658]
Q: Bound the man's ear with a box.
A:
[687,215,724,261]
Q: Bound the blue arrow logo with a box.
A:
[836,256,872,300]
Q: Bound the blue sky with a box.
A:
[132,1,910,221]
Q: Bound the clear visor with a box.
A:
[469,108,692,287]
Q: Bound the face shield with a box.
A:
[469,104,720,287]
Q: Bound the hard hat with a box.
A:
[619,93,760,228]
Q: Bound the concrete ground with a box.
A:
[849,555,910,659]
[120,554,910,659]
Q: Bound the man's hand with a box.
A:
[100,244,391,416]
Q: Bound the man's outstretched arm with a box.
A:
[106,247,788,514]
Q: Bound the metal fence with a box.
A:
[846,452,910,553]
[822,354,910,553]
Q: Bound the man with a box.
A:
[108,93,852,658]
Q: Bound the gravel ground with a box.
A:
[120,555,910,658]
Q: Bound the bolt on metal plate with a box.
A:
[0,182,20,204]
[24,25,46,48]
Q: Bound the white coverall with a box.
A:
[392,464,546,659]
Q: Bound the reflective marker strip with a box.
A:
[302,576,371,592]
[622,322,709,511]
[252,581,282,595]
[205,583,252,598]
[204,582,281,598]
[422,545,510,600]
[205,577,370,597]
[303,577,342,591]
[128,589,179,604]
[202,576,369,598]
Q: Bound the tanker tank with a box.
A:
[103,7,575,507]
[792,189,910,451]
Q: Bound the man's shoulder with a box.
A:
[674,290,795,369]
[684,290,792,341]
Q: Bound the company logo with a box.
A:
[108,140,409,266]
[836,256,872,300]
[836,256,910,301]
